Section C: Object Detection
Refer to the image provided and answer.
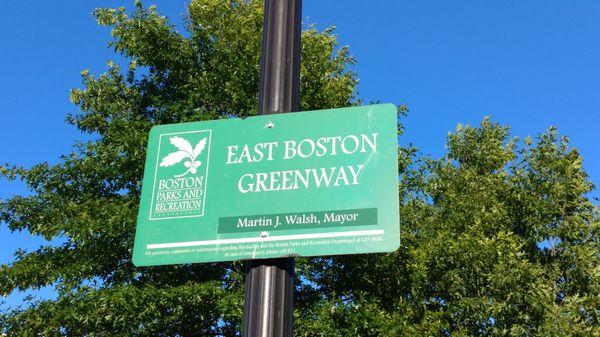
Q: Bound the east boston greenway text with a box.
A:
[226,133,377,193]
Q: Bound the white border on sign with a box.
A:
[146,229,384,249]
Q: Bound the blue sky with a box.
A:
[1,1,599,309]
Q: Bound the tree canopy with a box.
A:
[1,1,599,336]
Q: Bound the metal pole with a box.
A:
[242,0,301,336]
[257,0,302,115]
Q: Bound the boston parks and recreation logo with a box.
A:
[149,130,212,220]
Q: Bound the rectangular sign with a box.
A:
[133,104,400,266]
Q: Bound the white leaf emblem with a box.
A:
[160,136,207,177]
[160,150,188,167]
[169,136,194,155]
[194,138,207,158]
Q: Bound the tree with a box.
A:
[2,1,599,336]
[296,119,600,336]
[0,1,357,335]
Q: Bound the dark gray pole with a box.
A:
[242,0,301,336]
[257,0,302,115]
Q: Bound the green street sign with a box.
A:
[133,104,400,266]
